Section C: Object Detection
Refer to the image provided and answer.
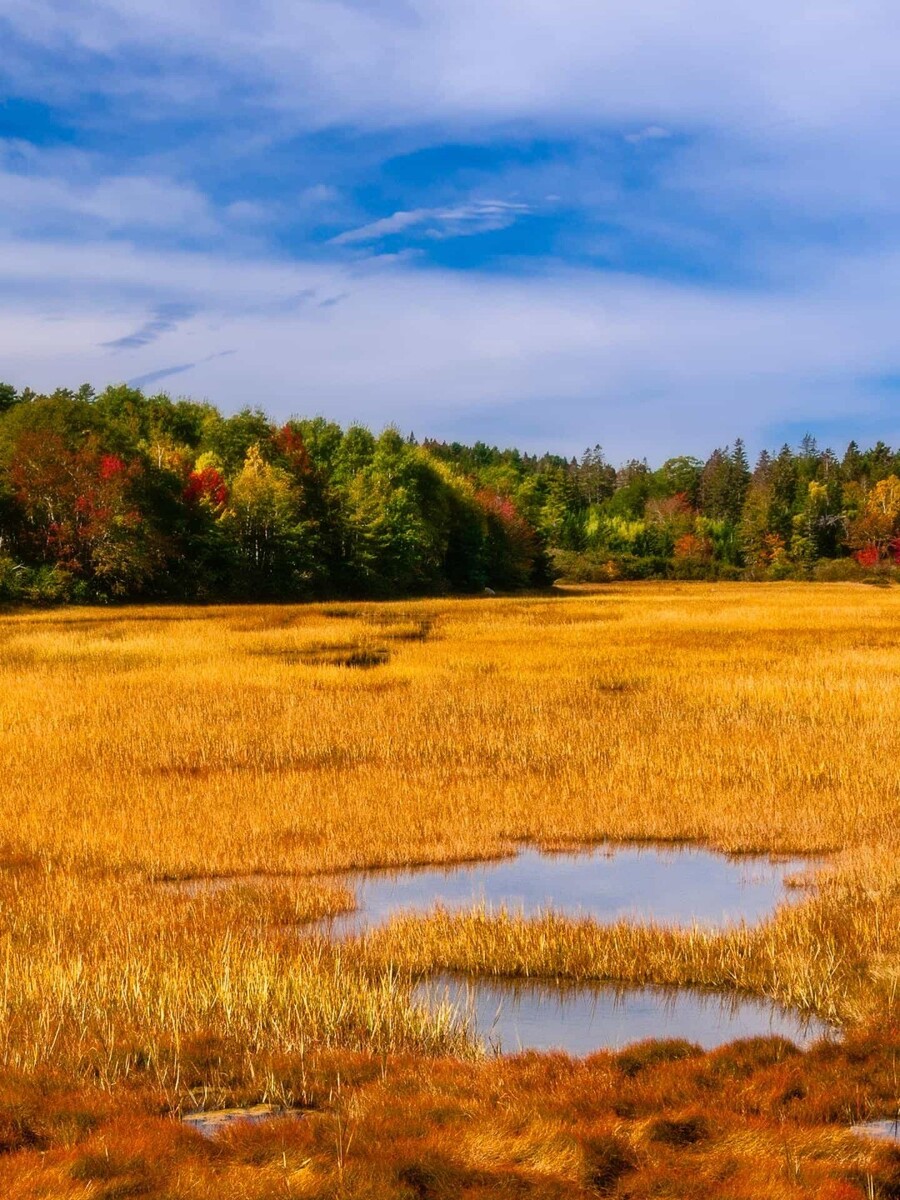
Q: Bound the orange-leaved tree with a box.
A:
[846,474,900,563]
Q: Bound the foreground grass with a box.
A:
[0,1039,898,1198]
[0,583,899,1195]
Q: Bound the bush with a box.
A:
[550,549,619,583]
[715,564,744,582]
[669,557,713,581]
[552,550,670,582]
[766,558,800,581]
[614,555,669,580]
[0,554,24,601]
[813,558,867,583]
[18,566,92,605]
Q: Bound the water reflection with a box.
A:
[850,1120,900,1144]
[415,974,831,1055]
[328,844,814,936]
[183,1104,297,1138]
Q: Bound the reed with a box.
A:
[1,583,899,1195]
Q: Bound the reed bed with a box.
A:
[1,583,899,1196]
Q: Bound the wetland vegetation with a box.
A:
[1,584,899,1196]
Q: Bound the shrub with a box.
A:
[813,558,867,583]
[767,558,799,581]
[0,554,23,601]
[715,564,744,581]
[550,549,619,583]
[19,565,91,605]
[670,557,712,581]
[610,554,669,581]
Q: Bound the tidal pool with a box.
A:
[327,843,814,936]
[415,975,832,1055]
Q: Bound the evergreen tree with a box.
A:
[0,383,18,415]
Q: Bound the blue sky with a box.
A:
[2,1,900,460]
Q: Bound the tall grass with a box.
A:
[0,584,898,1064]
[1,584,900,1195]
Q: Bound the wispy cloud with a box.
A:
[127,349,235,389]
[2,234,900,457]
[332,200,530,245]
[102,303,194,351]
[127,362,197,388]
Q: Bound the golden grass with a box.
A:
[3,585,899,877]
[1,583,900,1195]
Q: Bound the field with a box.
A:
[0,583,899,1198]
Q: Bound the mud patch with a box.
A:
[374,615,436,642]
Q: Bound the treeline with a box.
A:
[1,381,900,602]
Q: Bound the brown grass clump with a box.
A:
[0,1042,898,1198]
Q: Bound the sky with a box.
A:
[2,1,900,461]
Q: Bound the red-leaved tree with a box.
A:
[475,488,538,587]
[183,466,228,510]
[9,432,161,593]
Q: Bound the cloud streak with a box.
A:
[332,200,531,245]
[126,349,235,388]
[127,362,197,388]
[102,303,195,350]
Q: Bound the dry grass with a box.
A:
[0,1040,898,1198]
[6,584,900,877]
[0,583,899,1195]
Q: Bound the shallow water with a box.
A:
[183,1104,296,1138]
[415,975,832,1055]
[850,1120,900,1144]
[328,843,814,936]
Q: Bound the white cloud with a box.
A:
[1,234,898,458]
[6,0,900,138]
[332,200,530,245]
[0,141,218,234]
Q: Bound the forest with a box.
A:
[1,380,900,602]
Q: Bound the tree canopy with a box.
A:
[1,381,899,602]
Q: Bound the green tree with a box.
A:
[221,445,318,596]
[0,383,18,415]
[345,431,450,594]
[202,408,274,476]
